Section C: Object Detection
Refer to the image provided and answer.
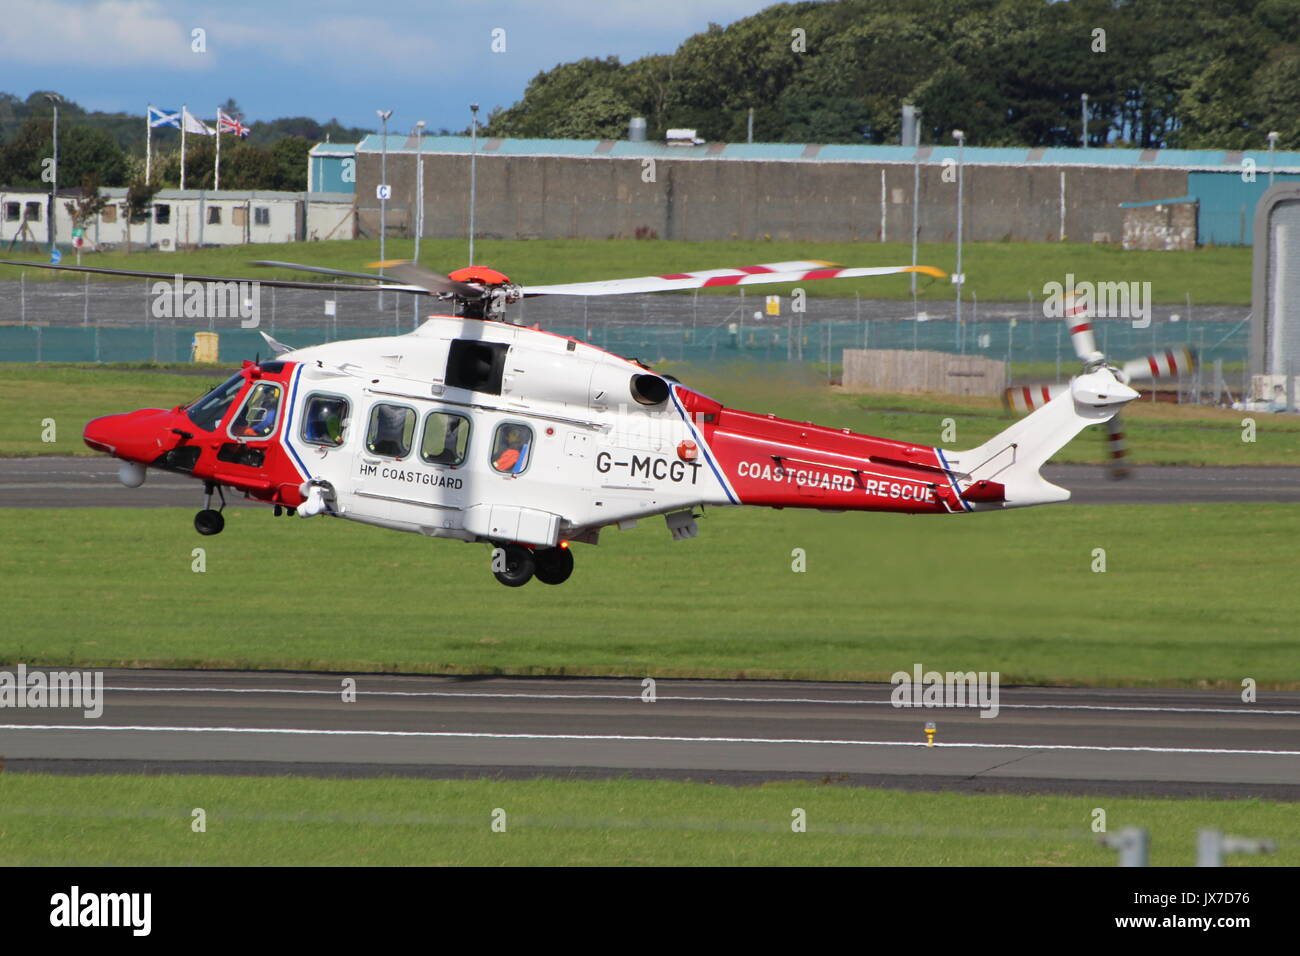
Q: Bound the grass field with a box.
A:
[4,361,1296,464]
[0,773,1293,866]
[2,503,1297,685]
[0,236,1253,304]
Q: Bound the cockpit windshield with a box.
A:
[186,372,246,431]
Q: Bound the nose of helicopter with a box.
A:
[84,409,179,461]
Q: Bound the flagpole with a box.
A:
[215,108,221,191]
[146,105,152,183]
[180,104,187,190]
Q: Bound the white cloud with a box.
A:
[0,0,205,69]
[211,16,449,76]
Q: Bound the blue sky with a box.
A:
[0,0,773,132]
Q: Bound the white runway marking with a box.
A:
[94,685,1300,716]
[3,724,1299,756]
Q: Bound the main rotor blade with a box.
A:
[251,260,396,282]
[1119,347,1197,383]
[365,260,484,298]
[0,259,427,295]
[522,263,945,297]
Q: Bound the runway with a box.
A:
[2,670,1298,798]
[3,456,1299,508]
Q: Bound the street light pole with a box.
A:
[910,107,921,316]
[1081,93,1089,148]
[45,93,61,252]
[469,103,480,266]
[377,109,393,266]
[953,129,965,353]
[414,120,426,263]
[1268,131,1279,187]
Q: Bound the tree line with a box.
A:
[486,0,1300,150]
[0,92,369,192]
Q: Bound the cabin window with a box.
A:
[490,422,532,474]
[24,202,41,222]
[101,204,118,223]
[254,206,270,226]
[301,394,349,447]
[420,412,471,466]
[366,403,416,458]
[207,206,222,225]
[186,372,246,431]
[228,382,283,439]
[154,203,171,224]
[3,202,18,222]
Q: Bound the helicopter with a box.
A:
[4,255,1151,586]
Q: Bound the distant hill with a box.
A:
[486,0,1300,150]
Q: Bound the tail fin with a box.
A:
[947,368,1138,508]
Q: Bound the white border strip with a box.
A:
[89,685,1300,716]
[3,724,1299,756]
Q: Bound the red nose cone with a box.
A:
[84,409,177,462]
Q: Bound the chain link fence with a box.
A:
[0,276,1250,374]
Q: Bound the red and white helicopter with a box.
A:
[6,256,1167,586]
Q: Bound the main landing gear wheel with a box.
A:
[492,544,535,587]
[194,509,225,535]
[533,546,574,585]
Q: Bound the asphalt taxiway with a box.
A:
[2,670,1297,799]
[3,456,1299,508]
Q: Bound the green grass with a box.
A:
[0,237,1253,304]
[2,503,1298,685]
[5,361,1297,464]
[0,364,228,456]
[0,773,1293,866]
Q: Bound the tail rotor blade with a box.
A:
[1119,347,1198,384]
[1104,414,1132,480]
[1003,383,1067,414]
[1064,290,1101,362]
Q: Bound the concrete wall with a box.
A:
[356,153,1190,245]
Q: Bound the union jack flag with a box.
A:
[217,109,250,138]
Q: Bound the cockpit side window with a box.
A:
[186,372,246,431]
[229,382,283,440]
[302,394,350,447]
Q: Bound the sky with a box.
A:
[0,0,774,132]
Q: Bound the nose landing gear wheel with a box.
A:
[195,481,227,535]
[533,546,574,585]
[194,509,225,535]
[492,544,535,587]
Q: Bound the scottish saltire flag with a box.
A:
[182,106,215,135]
[147,106,181,129]
[217,110,250,138]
